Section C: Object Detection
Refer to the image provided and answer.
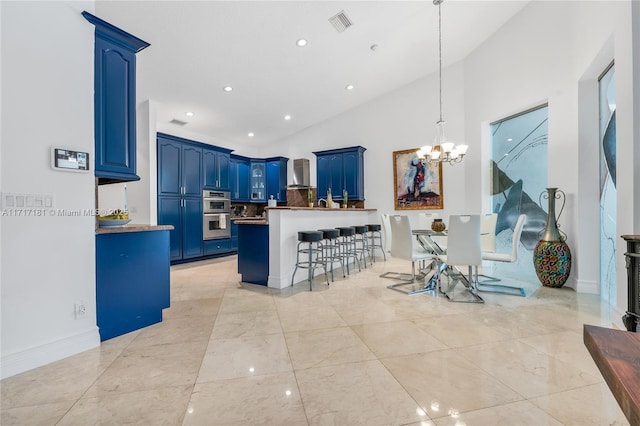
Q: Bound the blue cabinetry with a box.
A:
[230,155,250,202]
[314,146,366,201]
[96,230,170,341]
[266,157,288,202]
[204,148,231,190]
[82,11,149,184]
[158,196,202,261]
[157,133,206,261]
[157,135,202,197]
[237,224,269,285]
[250,161,266,202]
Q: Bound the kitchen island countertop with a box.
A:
[96,224,174,235]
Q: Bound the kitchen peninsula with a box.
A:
[236,207,378,288]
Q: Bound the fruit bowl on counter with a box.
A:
[98,210,131,228]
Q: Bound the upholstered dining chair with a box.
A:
[381,215,436,292]
[434,214,483,302]
[480,213,498,253]
[478,213,527,297]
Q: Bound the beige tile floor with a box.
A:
[1,255,630,425]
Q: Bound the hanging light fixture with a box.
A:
[417,0,468,165]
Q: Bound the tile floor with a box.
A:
[0,255,630,425]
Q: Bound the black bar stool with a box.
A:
[318,228,344,282]
[366,224,386,262]
[291,231,328,291]
[353,225,370,268]
[336,226,360,275]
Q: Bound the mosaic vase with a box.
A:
[533,188,572,288]
[431,218,446,232]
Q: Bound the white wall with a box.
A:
[264,61,468,226]
[1,1,99,378]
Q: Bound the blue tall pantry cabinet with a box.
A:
[157,134,204,261]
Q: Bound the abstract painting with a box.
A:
[393,148,443,210]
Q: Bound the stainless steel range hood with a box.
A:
[289,158,310,188]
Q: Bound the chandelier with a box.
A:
[417,0,468,166]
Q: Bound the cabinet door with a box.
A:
[157,196,182,260]
[316,155,331,200]
[237,160,250,201]
[203,150,218,189]
[157,140,182,196]
[266,161,280,201]
[183,198,203,259]
[230,160,238,200]
[94,37,138,181]
[250,162,266,201]
[329,154,344,199]
[266,159,288,201]
[182,146,202,197]
[217,153,230,190]
[343,151,359,201]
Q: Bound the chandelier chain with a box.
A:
[438,0,443,124]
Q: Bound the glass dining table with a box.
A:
[411,229,484,303]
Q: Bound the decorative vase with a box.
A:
[308,202,314,208]
[431,218,446,232]
[533,187,572,288]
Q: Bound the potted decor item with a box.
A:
[533,187,572,287]
[431,218,446,232]
[342,189,348,208]
[307,188,314,208]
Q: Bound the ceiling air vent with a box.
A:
[169,118,188,126]
[329,10,353,33]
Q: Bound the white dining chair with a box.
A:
[478,214,527,296]
[381,215,436,293]
[435,214,483,303]
[380,213,392,254]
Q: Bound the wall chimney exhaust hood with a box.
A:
[289,158,310,187]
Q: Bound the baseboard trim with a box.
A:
[1,327,100,379]
[575,278,599,294]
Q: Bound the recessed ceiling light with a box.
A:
[507,138,513,141]
[345,84,354,91]
[248,132,255,137]
[223,86,233,92]
[185,112,194,117]
[296,39,307,47]
[284,115,292,121]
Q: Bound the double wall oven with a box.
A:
[203,190,231,240]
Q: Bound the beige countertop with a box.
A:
[96,224,174,235]
[266,207,377,211]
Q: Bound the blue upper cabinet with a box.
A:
[266,157,288,202]
[314,146,366,201]
[157,136,202,197]
[203,148,231,190]
[83,11,150,184]
[250,161,266,202]
[230,155,250,202]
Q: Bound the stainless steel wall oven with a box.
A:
[203,190,231,240]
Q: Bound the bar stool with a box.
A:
[366,224,386,262]
[291,231,328,291]
[318,228,345,282]
[353,225,370,268]
[336,226,361,275]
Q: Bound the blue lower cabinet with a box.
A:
[230,221,239,249]
[203,238,231,255]
[237,224,269,285]
[96,230,170,341]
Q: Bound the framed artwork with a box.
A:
[393,148,443,210]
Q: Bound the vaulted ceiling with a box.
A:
[95,1,529,147]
